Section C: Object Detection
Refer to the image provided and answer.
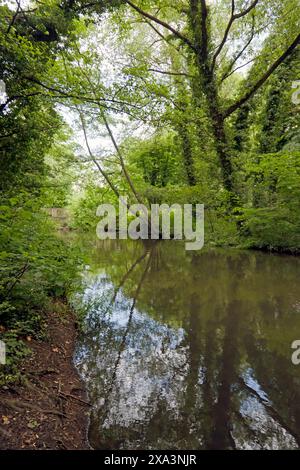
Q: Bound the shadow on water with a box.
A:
[72,238,300,450]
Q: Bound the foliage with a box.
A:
[240,152,300,251]
[0,194,83,383]
[70,184,118,231]
[42,130,79,208]
[126,133,184,188]
[0,2,85,384]
[0,0,300,386]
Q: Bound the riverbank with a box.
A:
[0,299,89,450]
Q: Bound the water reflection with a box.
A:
[74,240,300,450]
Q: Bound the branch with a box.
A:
[200,0,209,62]
[223,33,300,118]
[22,75,140,109]
[10,1,59,42]
[234,0,259,19]
[220,14,256,82]
[211,0,235,71]
[78,109,121,199]
[148,68,193,78]
[0,92,42,113]
[104,250,148,317]
[221,58,256,82]
[69,46,145,206]
[211,0,259,71]
[125,0,196,51]
[101,110,144,205]
[6,263,29,296]
[143,18,182,53]
[6,0,21,34]
[144,18,169,41]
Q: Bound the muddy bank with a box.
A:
[0,300,90,450]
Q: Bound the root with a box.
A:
[1,398,68,418]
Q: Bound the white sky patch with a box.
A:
[1,0,31,7]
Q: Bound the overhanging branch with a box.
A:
[125,0,196,51]
[223,33,300,118]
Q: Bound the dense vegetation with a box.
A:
[0,0,299,381]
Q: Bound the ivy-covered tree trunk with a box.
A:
[169,52,197,186]
[177,119,196,186]
[189,0,234,193]
[202,77,234,192]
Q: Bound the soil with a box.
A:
[0,300,90,450]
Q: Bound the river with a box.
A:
[71,238,300,450]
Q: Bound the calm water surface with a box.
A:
[73,239,300,450]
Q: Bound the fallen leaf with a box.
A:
[2,415,10,425]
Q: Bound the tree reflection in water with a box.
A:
[74,239,300,450]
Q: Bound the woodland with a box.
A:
[0,0,299,390]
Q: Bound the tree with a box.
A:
[122,0,300,196]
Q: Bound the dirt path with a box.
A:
[0,301,90,449]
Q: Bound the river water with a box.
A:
[72,238,300,450]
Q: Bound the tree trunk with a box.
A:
[177,120,196,186]
[169,52,197,186]
[196,63,234,193]
[188,0,234,194]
